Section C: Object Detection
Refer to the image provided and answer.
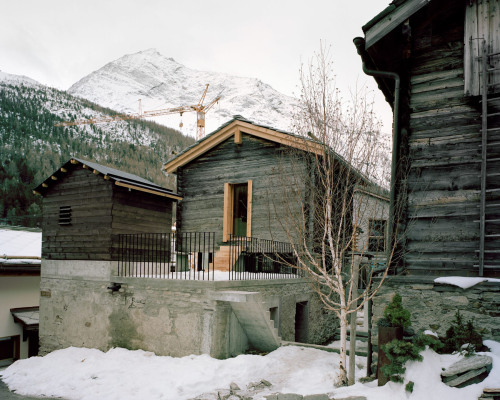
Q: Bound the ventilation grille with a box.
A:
[58,206,72,225]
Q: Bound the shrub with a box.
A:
[382,293,411,329]
[381,331,443,383]
[441,311,483,355]
[405,381,414,393]
[381,339,422,383]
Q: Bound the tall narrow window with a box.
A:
[58,206,72,226]
[223,181,252,241]
[368,219,386,252]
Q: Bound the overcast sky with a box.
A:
[1,0,393,132]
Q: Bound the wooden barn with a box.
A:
[355,0,500,278]
[34,158,180,261]
[164,115,389,272]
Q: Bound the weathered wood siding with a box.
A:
[42,168,113,260]
[176,134,308,246]
[405,2,482,275]
[42,167,173,261]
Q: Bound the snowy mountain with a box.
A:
[68,49,298,137]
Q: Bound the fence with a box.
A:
[117,232,215,280]
[228,234,301,280]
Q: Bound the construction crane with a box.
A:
[55,84,221,140]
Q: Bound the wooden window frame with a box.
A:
[368,219,387,253]
[223,180,252,242]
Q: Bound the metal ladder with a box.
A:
[478,40,500,275]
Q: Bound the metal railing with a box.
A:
[228,234,301,280]
[117,232,215,280]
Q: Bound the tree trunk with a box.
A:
[338,308,348,386]
[348,255,360,385]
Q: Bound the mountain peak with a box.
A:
[68,52,298,136]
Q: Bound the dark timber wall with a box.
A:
[404,2,482,275]
[176,134,307,246]
[42,168,172,261]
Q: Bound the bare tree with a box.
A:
[272,46,402,386]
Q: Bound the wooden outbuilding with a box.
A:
[164,115,389,270]
[355,0,500,277]
[34,158,181,261]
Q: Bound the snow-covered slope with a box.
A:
[68,49,298,137]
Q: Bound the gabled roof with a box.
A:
[163,115,325,174]
[34,157,182,200]
[362,0,432,49]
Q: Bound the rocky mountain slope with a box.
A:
[0,71,193,226]
[68,49,298,137]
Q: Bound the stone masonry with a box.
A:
[371,276,500,343]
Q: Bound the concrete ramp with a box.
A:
[214,291,281,352]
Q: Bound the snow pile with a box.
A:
[0,227,41,258]
[2,341,499,400]
[434,276,500,289]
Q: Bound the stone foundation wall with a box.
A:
[372,277,500,343]
[40,260,338,359]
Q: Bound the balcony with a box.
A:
[116,232,302,281]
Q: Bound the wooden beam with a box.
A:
[114,181,182,200]
[223,183,233,242]
[104,175,110,180]
[60,167,68,173]
[234,128,242,144]
[42,183,49,188]
[93,169,99,175]
[50,175,57,180]
[70,159,79,164]
[365,0,431,49]
[163,119,325,173]
[82,164,89,169]
[33,190,41,196]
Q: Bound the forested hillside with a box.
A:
[0,74,194,227]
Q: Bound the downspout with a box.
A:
[353,37,401,274]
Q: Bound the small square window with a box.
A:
[59,206,72,225]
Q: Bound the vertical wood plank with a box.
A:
[247,180,253,237]
[223,183,232,242]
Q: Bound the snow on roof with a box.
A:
[434,276,500,289]
[0,226,41,259]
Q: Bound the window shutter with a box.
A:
[464,0,500,96]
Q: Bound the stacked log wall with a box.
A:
[177,134,308,246]
[405,2,482,275]
[42,168,113,260]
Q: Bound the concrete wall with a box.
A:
[40,260,338,359]
[0,276,40,359]
[371,277,500,343]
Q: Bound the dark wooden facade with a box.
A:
[164,117,386,257]
[36,159,176,261]
[357,0,500,276]
[175,129,309,246]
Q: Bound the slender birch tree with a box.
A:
[273,46,403,386]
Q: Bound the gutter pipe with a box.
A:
[353,37,401,273]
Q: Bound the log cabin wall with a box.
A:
[42,167,173,261]
[42,167,114,261]
[404,1,483,276]
[176,133,308,246]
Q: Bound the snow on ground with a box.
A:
[1,341,499,400]
[434,276,500,289]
